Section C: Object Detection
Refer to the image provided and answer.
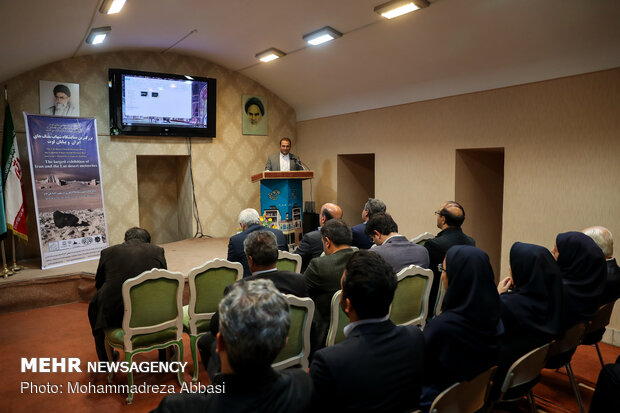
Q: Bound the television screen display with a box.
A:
[109,68,216,137]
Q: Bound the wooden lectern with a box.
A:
[251,171,314,247]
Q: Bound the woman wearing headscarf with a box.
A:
[491,242,564,400]
[421,246,503,408]
[554,231,606,329]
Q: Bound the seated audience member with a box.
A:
[582,226,620,304]
[365,212,429,272]
[88,227,167,362]
[304,218,355,345]
[424,201,475,315]
[295,202,342,271]
[589,355,620,413]
[492,242,563,399]
[351,198,386,249]
[227,208,287,278]
[198,230,308,377]
[421,246,502,408]
[552,231,606,328]
[310,250,425,412]
[153,279,312,413]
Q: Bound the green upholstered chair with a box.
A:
[410,231,435,246]
[389,265,434,328]
[276,250,302,273]
[104,268,185,404]
[429,365,498,413]
[183,258,242,382]
[272,294,315,371]
[434,283,446,318]
[325,289,349,347]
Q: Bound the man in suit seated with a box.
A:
[310,250,425,412]
[366,212,429,273]
[424,201,475,313]
[351,197,386,249]
[294,202,342,272]
[265,137,303,171]
[198,230,308,377]
[228,208,288,277]
[583,226,620,304]
[304,218,355,347]
[88,227,167,362]
[153,279,313,413]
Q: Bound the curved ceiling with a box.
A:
[1,0,619,120]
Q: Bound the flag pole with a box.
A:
[10,233,23,271]
[1,240,13,278]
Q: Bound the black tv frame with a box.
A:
[108,68,217,138]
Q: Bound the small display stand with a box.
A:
[251,171,314,248]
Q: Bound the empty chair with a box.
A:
[276,250,302,273]
[498,342,552,412]
[104,268,185,404]
[183,258,242,381]
[325,289,348,347]
[544,322,588,413]
[428,365,498,413]
[581,302,616,368]
[389,264,433,328]
[272,294,314,370]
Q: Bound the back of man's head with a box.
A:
[582,226,613,258]
[124,227,151,243]
[439,201,466,227]
[218,279,290,374]
[365,213,398,237]
[244,230,279,266]
[343,250,397,319]
[320,218,352,246]
[320,202,343,221]
[364,198,386,219]
[238,208,261,227]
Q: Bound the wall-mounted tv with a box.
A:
[109,68,216,137]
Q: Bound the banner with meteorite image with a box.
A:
[24,114,109,269]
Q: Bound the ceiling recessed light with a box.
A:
[256,48,286,62]
[99,0,126,14]
[303,26,342,46]
[86,27,111,45]
[374,0,429,19]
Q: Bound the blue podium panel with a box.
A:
[260,179,303,232]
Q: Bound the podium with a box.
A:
[251,171,314,247]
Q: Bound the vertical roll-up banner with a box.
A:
[24,114,109,269]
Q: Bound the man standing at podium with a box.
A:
[265,137,303,171]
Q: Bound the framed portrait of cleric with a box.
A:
[242,94,268,136]
[39,80,80,117]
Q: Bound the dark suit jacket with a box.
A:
[304,248,356,341]
[227,224,288,277]
[310,320,425,412]
[152,368,312,413]
[601,258,620,304]
[424,227,475,311]
[373,235,430,273]
[294,228,323,272]
[88,239,167,332]
[265,152,303,171]
[351,222,373,249]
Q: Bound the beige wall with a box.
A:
[0,51,297,256]
[297,68,620,341]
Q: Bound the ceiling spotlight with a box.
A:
[99,0,126,14]
[374,0,429,19]
[86,27,111,45]
[303,26,342,46]
[255,48,286,63]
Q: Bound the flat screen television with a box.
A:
[108,68,216,137]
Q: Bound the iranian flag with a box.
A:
[2,103,28,240]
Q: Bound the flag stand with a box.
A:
[10,233,23,271]
[1,240,14,278]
